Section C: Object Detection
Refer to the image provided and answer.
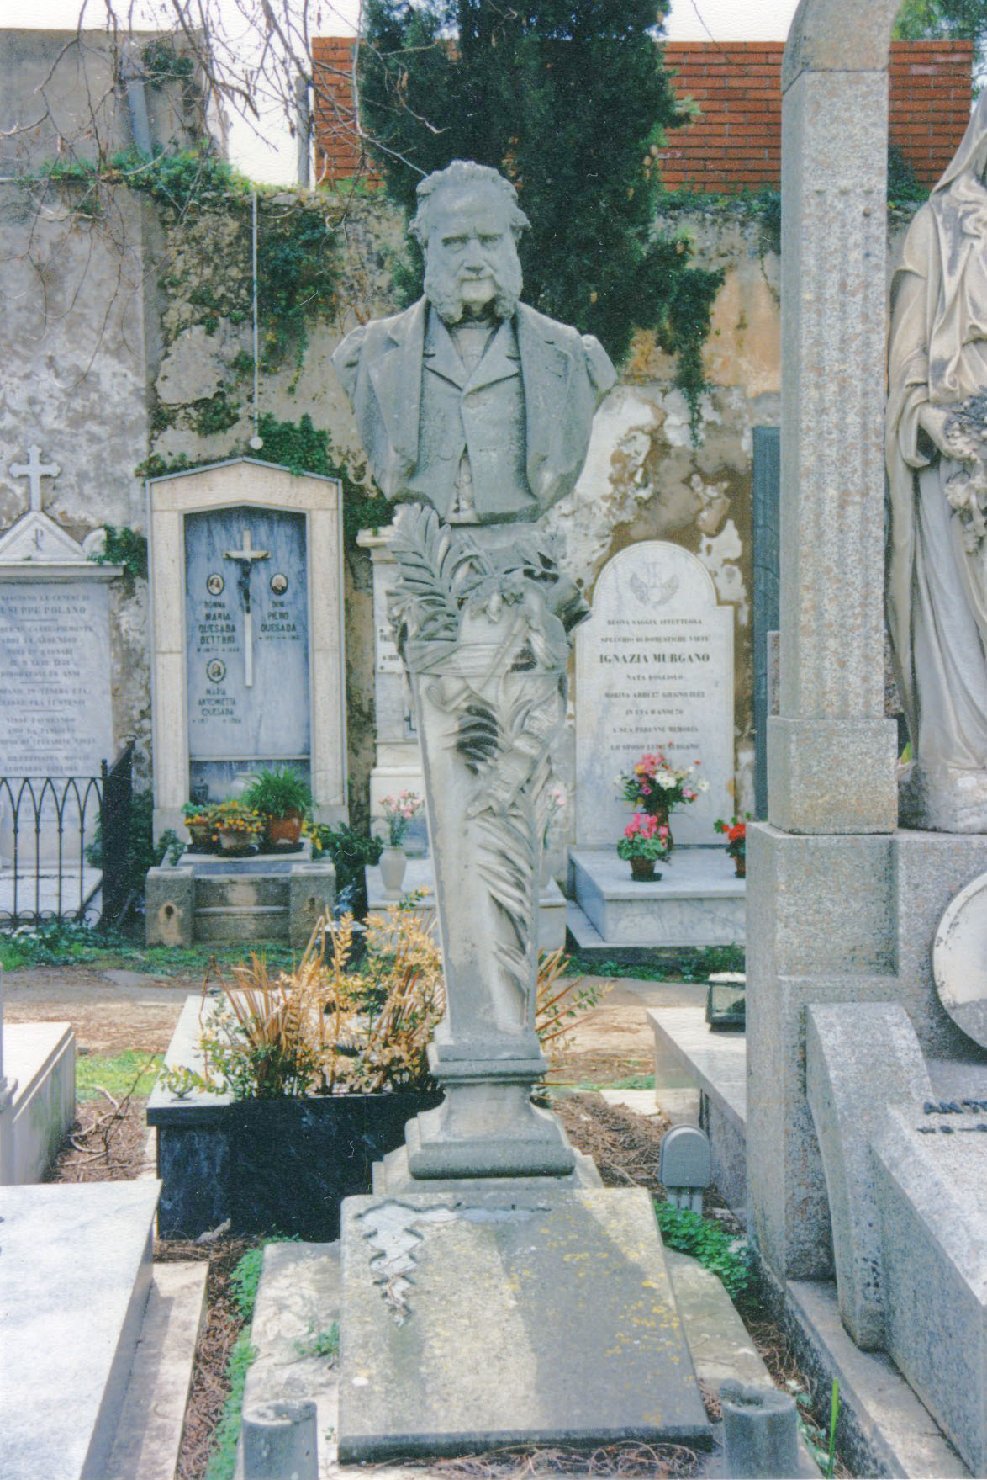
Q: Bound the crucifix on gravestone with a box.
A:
[223,528,269,688]
[9,445,61,512]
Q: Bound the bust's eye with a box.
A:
[442,235,467,249]
[479,234,502,246]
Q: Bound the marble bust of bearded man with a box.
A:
[331,160,615,526]
[887,93,987,830]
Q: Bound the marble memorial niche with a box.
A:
[147,459,346,835]
[184,507,310,801]
[0,448,121,865]
[575,540,735,848]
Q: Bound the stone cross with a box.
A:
[223,528,269,689]
[9,445,61,512]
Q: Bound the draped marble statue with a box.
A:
[333,161,615,1184]
[887,94,987,831]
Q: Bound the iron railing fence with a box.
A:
[0,741,134,929]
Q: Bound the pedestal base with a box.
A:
[338,1187,712,1462]
[373,1141,601,1196]
[899,761,987,833]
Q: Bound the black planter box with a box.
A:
[147,997,441,1239]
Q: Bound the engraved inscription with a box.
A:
[0,583,113,774]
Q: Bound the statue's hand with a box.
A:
[919,403,979,461]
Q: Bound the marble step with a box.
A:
[105,1261,208,1480]
[568,845,745,949]
[0,1180,160,1480]
[194,903,290,942]
[194,875,290,909]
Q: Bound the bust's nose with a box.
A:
[462,235,485,269]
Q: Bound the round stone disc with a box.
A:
[932,872,987,1050]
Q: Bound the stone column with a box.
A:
[748,0,905,1284]
[767,4,900,836]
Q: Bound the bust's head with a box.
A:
[410,161,529,325]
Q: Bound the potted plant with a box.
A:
[243,767,313,850]
[617,750,708,849]
[714,814,751,878]
[182,801,216,853]
[149,911,605,1240]
[377,791,424,896]
[616,812,670,882]
[212,799,263,856]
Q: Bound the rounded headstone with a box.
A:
[658,1124,711,1190]
[933,872,987,1050]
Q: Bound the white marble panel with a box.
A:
[575,542,735,847]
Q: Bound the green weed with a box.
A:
[203,1330,257,1480]
[77,1051,163,1103]
[202,1245,266,1480]
[565,944,744,983]
[570,1072,656,1092]
[654,1201,751,1301]
[294,1321,339,1360]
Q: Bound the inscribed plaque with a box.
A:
[575,542,734,847]
[185,508,309,795]
[0,582,113,775]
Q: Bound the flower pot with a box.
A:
[380,845,408,895]
[187,822,214,852]
[216,827,258,857]
[629,856,661,882]
[734,855,747,879]
[265,812,303,849]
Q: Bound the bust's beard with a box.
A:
[424,252,523,325]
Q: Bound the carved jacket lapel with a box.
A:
[368,297,428,469]
[466,319,521,392]
[516,304,571,494]
[423,312,468,389]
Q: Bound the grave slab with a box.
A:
[873,1104,987,1476]
[805,1002,932,1350]
[569,847,745,949]
[337,1187,711,1462]
[0,1179,159,1480]
[785,1280,972,1479]
[2,1019,75,1183]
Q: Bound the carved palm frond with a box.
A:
[388,502,489,645]
[477,807,532,945]
[457,701,500,773]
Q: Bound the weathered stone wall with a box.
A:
[0,158,783,815]
[2,33,899,823]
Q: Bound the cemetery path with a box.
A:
[3,968,703,1079]
[548,979,705,1085]
[3,966,196,1053]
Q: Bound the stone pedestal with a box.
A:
[145,848,335,948]
[747,824,987,1282]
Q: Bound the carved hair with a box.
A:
[410,160,530,245]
